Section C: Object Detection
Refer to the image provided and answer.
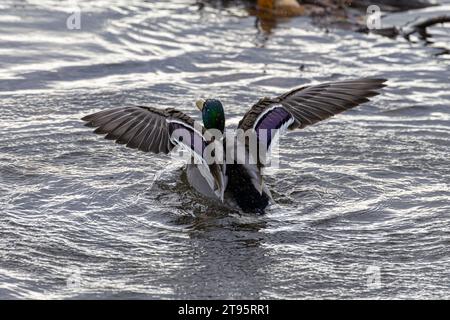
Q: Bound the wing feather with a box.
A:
[239,78,387,132]
[82,106,226,200]
[236,77,387,193]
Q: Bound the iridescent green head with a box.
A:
[196,98,225,133]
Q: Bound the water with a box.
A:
[0,0,449,299]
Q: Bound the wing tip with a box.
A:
[348,77,387,93]
[363,77,388,87]
[81,114,91,122]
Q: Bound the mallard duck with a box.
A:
[82,78,386,214]
[257,0,306,16]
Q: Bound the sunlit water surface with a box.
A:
[0,0,449,299]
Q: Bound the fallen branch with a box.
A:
[402,15,450,40]
[358,15,450,41]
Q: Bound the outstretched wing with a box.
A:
[239,78,387,152]
[237,78,387,191]
[82,106,226,200]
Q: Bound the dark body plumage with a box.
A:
[225,164,270,214]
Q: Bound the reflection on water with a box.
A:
[0,0,449,299]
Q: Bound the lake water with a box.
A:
[0,0,449,299]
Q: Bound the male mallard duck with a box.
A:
[82,78,386,214]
